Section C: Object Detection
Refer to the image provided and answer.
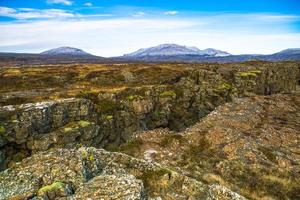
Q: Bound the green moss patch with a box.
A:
[160,90,176,98]
[127,95,144,101]
[78,120,91,127]
[0,125,6,134]
[38,181,65,194]
[105,115,113,120]
[236,71,261,78]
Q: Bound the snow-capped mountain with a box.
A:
[201,48,231,57]
[41,47,92,56]
[123,44,231,58]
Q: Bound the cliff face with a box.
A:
[0,62,299,170]
[0,62,299,199]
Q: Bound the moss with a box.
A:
[127,95,144,101]
[78,120,91,127]
[89,155,94,161]
[105,115,113,120]
[249,70,262,74]
[37,182,65,194]
[81,149,88,159]
[160,90,176,98]
[0,125,6,134]
[64,127,74,132]
[217,83,232,90]
[236,72,258,78]
[98,99,118,113]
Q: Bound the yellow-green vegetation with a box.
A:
[249,70,262,74]
[89,155,94,161]
[105,115,113,120]
[78,120,91,127]
[37,181,65,195]
[81,149,95,161]
[216,83,232,91]
[0,125,6,134]
[236,70,261,78]
[127,95,144,101]
[81,149,88,159]
[64,127,74,132]
[159,90,176,98]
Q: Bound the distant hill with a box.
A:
[0,52,109,66]
[0,46,299,66]
[118,45,300,63]
[41,46,93,57]
[123,44,231,58]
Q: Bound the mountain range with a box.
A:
[0,44,299,65]
[123,44,231,57]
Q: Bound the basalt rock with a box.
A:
[118,93,300,200]
[0,63,299,170]
[0,147,247,200]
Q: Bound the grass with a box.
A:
[118,139,143,156]
[258,146,277,163]
[137,168,172,197]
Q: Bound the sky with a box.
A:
[0,0,300,56]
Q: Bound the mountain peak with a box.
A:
[41,46,92,56]
[123,44,231,58]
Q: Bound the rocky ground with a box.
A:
[118,93,300,200]
[0,61,299,199]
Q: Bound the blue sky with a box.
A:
[0,0,299,56]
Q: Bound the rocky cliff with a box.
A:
[0,62,299,170]
[0,61,299,199]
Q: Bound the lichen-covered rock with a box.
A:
[117,93,300,200]
[72,174,145,199]
[0,98,96,145]
[0,147,247,200]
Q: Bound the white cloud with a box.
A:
[47,0,73,6]
[84,2,93,7]
[164,11,178,15]
[0,6,75,19]
[132,12,146,17]
[0,13,299,56]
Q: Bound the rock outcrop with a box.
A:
[0,147,247,200]
[0,62,299,199]
[0,62,299,171]
[118,93,300,200]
